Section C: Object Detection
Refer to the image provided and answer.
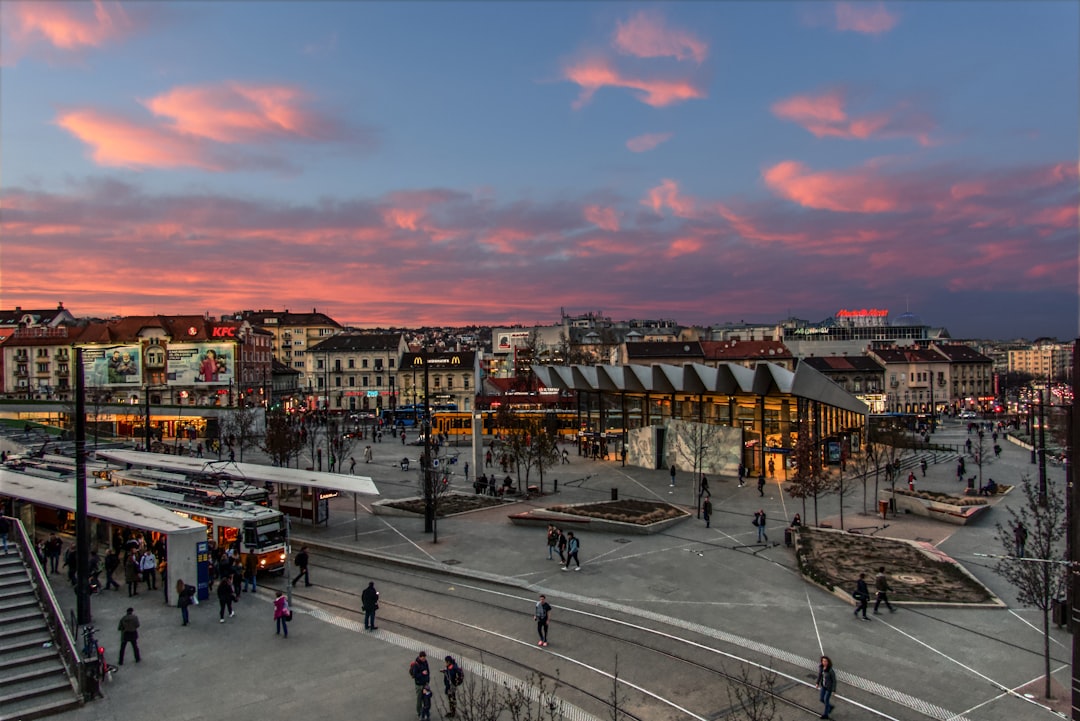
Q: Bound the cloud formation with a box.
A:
[834,2,898,35]
[56,81,363,171]
[613,10,708,64]
[3,0,132,52]
[771,88,934,145]
[564,57,706,109]
[626,132,674,153]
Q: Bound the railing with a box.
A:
[9,516,84,701]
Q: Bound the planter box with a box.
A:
[882,490,990,525]
[509,504,690,535]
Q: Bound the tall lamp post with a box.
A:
[74,347,91,626]
[423,348,434,534]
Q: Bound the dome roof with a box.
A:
[893,311,923,327]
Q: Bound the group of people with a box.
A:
[410,651,464,719]
[851,566,897,620]
[544,524,581,570]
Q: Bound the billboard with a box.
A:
[496,331,530,354]
[82,345,143,387]
[167,343,234,386]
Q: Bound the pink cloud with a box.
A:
[584,205,620,231]
[142,82,345,144]
[642,179,698,218]
[834,2,898,35]
[665,237,703,258]
[4,0,132,51]
[564,56,706,109]
[772,88,934,145]
[763,160,909,213]
[612,10,708,64]
[626,132,673,153]
[55,109,225,170]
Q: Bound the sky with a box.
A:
[1,1,1077,340]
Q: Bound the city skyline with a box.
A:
[1,1,1077,340]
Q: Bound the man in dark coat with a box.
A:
[292,546,310,587]
[361,581,379,630]
[217,574,236,622]
[410,651,430,718]
[117,607,141,664]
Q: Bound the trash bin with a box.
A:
[784,527,793,547]
[878,500,889,518]
[611,487,618,501]
[1052,598,1068,627]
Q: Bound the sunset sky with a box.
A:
[1,1,1077,340]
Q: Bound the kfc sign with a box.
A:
[211,326,237,338]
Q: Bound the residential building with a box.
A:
[308,333,409,413]
[230,309,343,388]
[621,340,705,366]
[399,350,477,412]
[701,339,795,371]
[1008,339,1074,382]
[797,356,886,413]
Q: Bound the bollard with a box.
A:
[553,479,558,493]
[611,487,618,501]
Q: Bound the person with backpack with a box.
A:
[410,651,430,718]
[176,579,196,626]
[852,573,870,621]
[442,655,463,717]
[556,529,567,565]
[273,590,290,638]
[753,509,768,544]
[561,532,580,571]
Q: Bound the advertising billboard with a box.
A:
[496,331,530,354]
[167,343,234,386]
[82,345,143,387]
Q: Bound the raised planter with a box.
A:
[372,492,515,518]
[883,489,990,525]
[509,501,690,535]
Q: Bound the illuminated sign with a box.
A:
[836,309,889,317]
[210,326,237,338]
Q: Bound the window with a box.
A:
[37,363,49,373]
[316,359,324,370]
[389,358,395,368]
[375,376,382,387]
[362,376,369,387]
[433,375,441,389]
[362,358,369,369]
[335,376,342,387]
[348,377,355,387]
[463,376,469,390]
[348,359,355,369]
[447,376,453,390]
[374,359,383,370]
[293,361,304,369]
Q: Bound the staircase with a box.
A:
[0,549,82,721]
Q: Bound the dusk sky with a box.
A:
[2,1,1077,340]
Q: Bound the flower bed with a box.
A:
[373,492,512,518]
[510,499,689,535]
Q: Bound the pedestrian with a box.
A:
[273,590,290,638]
[117,607,141,664]
[139,548,158,590]
[816,655,836,719]
[46,534,62,573]
[562,449,570,464]
[485,449,493,467]
[1014,521,1028,557]
[556,528,567,565]
[702,496,712,528]
[401,430,406,445]
[738,463,746,487]
[546,524,559,560]
[534,593,551,646]
[920,458,928,477]
[767,458,775,477]
[419,684,433,721]
[757,474,766,497]
[669,464,676,487]
[362,581,380,630]
[217,573,236,622]
[0,515,8,555]
[908,472,915,492]
[410,651,431,718]
[243,553,257,593]
[562,531,580,571]
[699,474,710,499]
[104,548,121,590]
[124,553,140,597]
[176,579,195,626]
[853,573,870,620]
[442,655,463,717]
[64,544,77,585]
[350,457,356,474]
[753,509,768,543]
[873,566,895,614]
[292,546,310,587]
[365,445,373,463]
[463,462,469,482]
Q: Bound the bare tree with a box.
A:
[725,661,782,721]
[325,415,359,473]
[220,403,260,462]
[503,671,565,721]
[994,475,1069,701]
[441,655,504,721]
[670,419,711,517]
[261,409,305,468]
[606,655,629,721]
[786,421,833,526]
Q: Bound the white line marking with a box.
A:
[1008,609,1069,649]
[805,588,824,658]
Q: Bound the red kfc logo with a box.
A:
[211,326,237,338]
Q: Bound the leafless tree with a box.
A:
[220,403,260,462]
[261,409,305,468]
[994,475,1069,700]
[503,671,565,721]
[670,419,711,517]
[725,661,782,721]
[786,421,834,526]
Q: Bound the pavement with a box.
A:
[7,418,1074,721]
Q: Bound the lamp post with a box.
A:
[423,348,434,534]
[73,347,91,625]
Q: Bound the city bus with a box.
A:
[114,485,288,573]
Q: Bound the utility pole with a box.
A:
[1038,388,1048,507]
[74,347,91,626]
[423,348,434,534]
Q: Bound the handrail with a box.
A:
[7,516,84,701]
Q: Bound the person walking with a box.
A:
[534,594,551,646]
[463,462,469,483]
[757,474,766,497]
[546,524,559,560]
[442,655,463,717]
[124,553,140,597]
[907,471,916,492]
[365,445,374,463]
[873,566,895,614]
[361,581,380,630]
[698,474,710,500]
[562,532,581,571]
[217,574,236,622]
[243,553,257,593]
[349,457,356,474]
[104,548,121,591]
[139,548,158,590]
[702,496,713,528]
[816,655,836,719]
[753,509,768,543]
[920,458,928,477]
[292,546,310,587]
[669,464,677,487]
[117,607,141,665]
[273,590,290,637]
[556,528,567,565]
[738,463,746,487]
[853,573,870,620]
[46,534,62,573]
[410,651,431,718]
[176,579,195,626]
[1014,521,1028,557]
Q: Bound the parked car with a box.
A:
[958,410,978,419]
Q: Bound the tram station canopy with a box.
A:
[531,361,868,416]
[95,450,381,497]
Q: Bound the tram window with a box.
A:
[243,524,257,547]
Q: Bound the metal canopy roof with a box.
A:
[0,470,206,534]
[532,361,868,416]
[95,450,381,496]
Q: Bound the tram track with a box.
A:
[280,553,867,721]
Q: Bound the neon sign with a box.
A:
[836,309,889,318]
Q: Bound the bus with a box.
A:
[114,485,288,574]
[431,410,580,440]
[379,405,426,428]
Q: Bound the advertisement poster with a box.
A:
[168,343,234,386]
[496,331,530,353]
[82,345,142,386]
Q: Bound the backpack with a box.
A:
[451,666,464,687]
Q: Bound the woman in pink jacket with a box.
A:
[273,591,290,638]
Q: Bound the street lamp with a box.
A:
[423,348,434,534]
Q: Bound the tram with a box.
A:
[114,485,288,573]
[431,410,580,440]
[107,467,272,506]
